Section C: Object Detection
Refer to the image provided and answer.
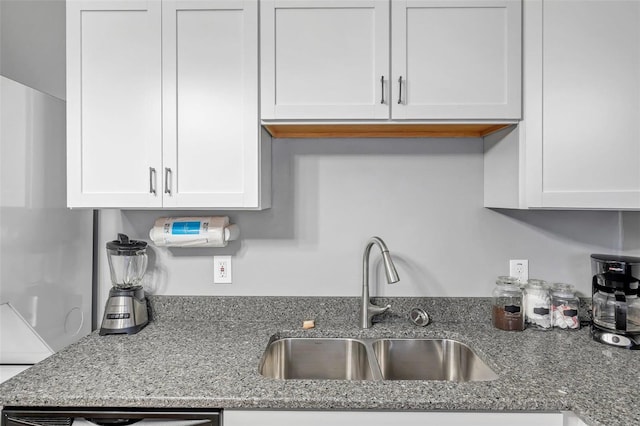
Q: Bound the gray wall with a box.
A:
[0,0,66,100]
[624,212,640,256]
[98,138,637,307]
[4,0,639,306]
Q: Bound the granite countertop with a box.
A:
[0,296,637,426]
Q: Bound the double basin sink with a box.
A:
[259,337,497,382]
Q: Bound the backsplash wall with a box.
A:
[97,137,637,311]
[624,212,640,257]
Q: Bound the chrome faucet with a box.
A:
[360,236,400,328]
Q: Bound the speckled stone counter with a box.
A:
[0,297,636,426]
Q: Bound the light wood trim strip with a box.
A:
[263,123,513,139]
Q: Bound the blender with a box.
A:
[99,234,149,335]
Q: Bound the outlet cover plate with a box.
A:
[509,259,529,284]
[214,255,232,284]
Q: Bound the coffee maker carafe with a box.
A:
[591,254,640,349]
[99,234,150,335]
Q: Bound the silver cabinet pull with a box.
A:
[397,76,403,104]
[380,76,385,104]
[149,167,157,195]
[164,167,172,195]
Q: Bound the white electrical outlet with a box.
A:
[214,256,232,284]
[509,259,529,284]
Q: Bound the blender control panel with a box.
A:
[106,313,131,320]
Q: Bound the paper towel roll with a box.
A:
[149,217,238,247]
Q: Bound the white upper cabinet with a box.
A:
[536,0,640,208]
[484,0,640,210]
[67,0,270,210]
[391,0,521,120]
[67,0,163,208]
[260,0,522,121]
[162,0,265,209]
[260,0,390,120]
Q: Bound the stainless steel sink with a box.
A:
[259,338,375,380]
[259,337,497,381]
[371,338,498,381]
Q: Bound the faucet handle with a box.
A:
[368,302,391,317]
[365,302,391,328]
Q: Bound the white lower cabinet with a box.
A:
[484,0,640,210]
[67,0,270,210]
[223,410,574,426]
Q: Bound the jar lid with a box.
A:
[106,233,147,255]
[526,278,548,288]
[551,282,575,297]
[496,276,519,285]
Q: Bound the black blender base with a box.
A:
[591,325,640,349]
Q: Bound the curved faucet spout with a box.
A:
[382,251,400,284]
[360,236,400,329]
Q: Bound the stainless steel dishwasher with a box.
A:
[1,408,220,426]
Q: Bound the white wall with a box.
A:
[0,77,93,351]
[97,137,634,308]
[0,0,66,100]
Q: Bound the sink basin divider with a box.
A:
[363,339,384,381]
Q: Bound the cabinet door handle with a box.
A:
[149,167,157,195]
[164,167,172,195]
[397,76,403,104]
[380,75,385,104]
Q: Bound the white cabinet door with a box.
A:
[67,0,163,208]
[528,0,640,209]
[391,0,521,120]
[223,410,565,426]
[260,0,390,120]
[162,0,265,209]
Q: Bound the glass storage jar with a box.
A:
[524,279,552,330]
[550,283,580,330]
[492,276,525,331]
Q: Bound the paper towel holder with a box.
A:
[149,216,239,248]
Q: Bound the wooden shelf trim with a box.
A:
[263,123,513,139]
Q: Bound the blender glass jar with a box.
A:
[106,233,148,288]
[491,276,525,331]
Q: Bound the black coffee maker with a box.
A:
[591,254,640,349]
